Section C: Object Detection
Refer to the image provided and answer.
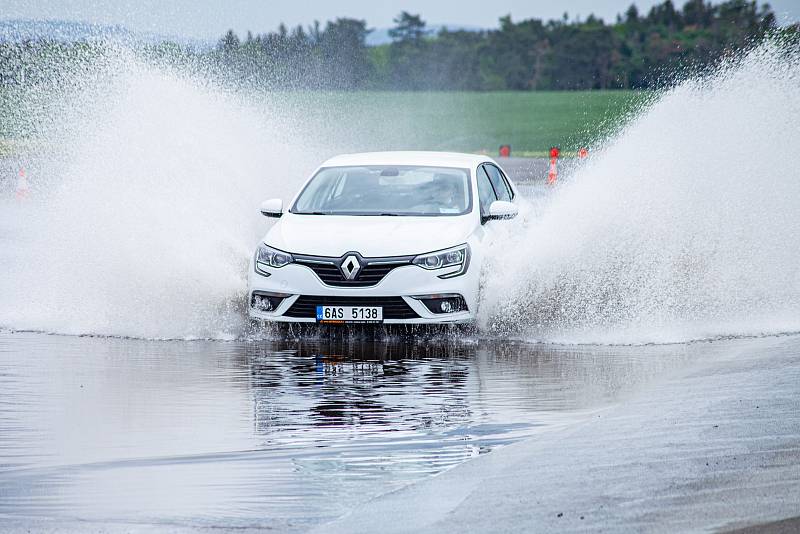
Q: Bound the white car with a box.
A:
[248,151,520,326]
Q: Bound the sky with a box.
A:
[2,0,799,40]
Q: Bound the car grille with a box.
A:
[283,296,420,320]
[294,255,413,288]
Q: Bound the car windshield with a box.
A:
[291,165,472,216]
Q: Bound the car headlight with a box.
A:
[412,244,470,278]
[255,243,293,275]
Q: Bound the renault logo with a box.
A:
[340,255,362,280]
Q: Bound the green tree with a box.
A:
[318,18,372,89]
[219,29,240,54]
[388,12,429,43]
[387,12,430,89]
[481,16,548,90]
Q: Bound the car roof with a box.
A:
[320,151,497,169]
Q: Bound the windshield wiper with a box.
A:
[352,213,401,216]
[297,211,404,216]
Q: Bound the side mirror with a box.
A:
[260,198,283,218]
[486,200,518,222]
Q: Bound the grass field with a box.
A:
[1,88,650,156]
[271,90,651,156]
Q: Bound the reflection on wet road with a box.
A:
[0,333,693,530]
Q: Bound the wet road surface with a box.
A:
[320,335,800,533]
[0,332,699,531]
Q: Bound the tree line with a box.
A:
[0,0,797,91]
[211,0,792,90]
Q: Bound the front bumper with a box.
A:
[248,260,478,324]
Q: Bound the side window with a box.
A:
[476,166,497,217]
[485,164,513,201]
[503,174,515,200]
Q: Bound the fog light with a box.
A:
[254,295,273,311]
[251,292,288,313]
[413,294,468,315]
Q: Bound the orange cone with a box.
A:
[16,167,29,200]
[578,147,588,159]
[547,159,557,184]
[547,147,560,185]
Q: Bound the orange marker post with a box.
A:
[16,167,29,200]
[547,147,560,185]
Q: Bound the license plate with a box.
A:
[316,306,383,323]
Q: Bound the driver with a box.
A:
[431,175,461,213]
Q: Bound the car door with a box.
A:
[475,162,520,252]
[471,164,515,308]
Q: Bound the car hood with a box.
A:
[263,214,475,257]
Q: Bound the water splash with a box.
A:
[0,50,316,339]
[2,39,798,343]
[482,38,800,344]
